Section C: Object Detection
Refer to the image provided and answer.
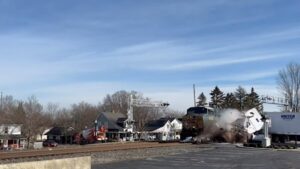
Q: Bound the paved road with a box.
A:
[93,144,300,169]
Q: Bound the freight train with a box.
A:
[181,107,266,144]
[182,105,300,147]
[180,106,213,140]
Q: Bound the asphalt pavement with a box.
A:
[93,143,300,169]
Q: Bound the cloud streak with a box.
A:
[144,53,289,71]
[0,0,300,112]
[211,70,278,82]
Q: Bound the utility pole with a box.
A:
[0,91,3,112]
[193,84,196,107]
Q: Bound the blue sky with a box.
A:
[0,0,299,111]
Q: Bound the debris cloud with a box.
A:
[197,109,246,143]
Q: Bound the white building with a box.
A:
[142,118,182,141]
[170,118,183,140]
[0,124,26,149]
[35,128,52,141]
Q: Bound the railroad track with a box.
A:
[0,142,182,160]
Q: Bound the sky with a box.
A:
[0,0,300,111]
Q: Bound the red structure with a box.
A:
[74,126,107,145]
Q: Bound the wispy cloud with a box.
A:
[94,26,300,72]
[0,0,299,112]
[145,53,288,71]
[210,70,278,82]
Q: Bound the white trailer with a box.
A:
[265,112,300,143]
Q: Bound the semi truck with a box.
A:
[265,112,300,143]
[246,110,300,147]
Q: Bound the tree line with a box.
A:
[0,91,179,145]
[1,62,299,145]
[196,86,263,112]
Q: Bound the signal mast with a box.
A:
[261,95,288,111]
[124,94,169,140]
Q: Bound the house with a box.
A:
[44,127,75,144]
[36,128,51,141]
[95,112,131,141]
[142,118,182,141]
[170,118,183,140]
[0,124,26,150]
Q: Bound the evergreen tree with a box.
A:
[234,86,247,111]
[210,86,224,109]
[196,92,207,107]
[223,93,239,109]
[244,87,263,112]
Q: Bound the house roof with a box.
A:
[44,127,75,136]
[44,127,62,135]
[187,106,214,116]
[144,118,170,131]
[97,112,127,131]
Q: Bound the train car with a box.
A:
[182,107,260,143]
[180,106,214,139]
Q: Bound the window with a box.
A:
[4,127,8,134]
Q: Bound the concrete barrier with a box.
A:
[0,156,91,169]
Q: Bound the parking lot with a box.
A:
[93,144,300,169]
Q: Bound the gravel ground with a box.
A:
[0,144,209,165]
[91,144,210,165]
[94,144,300,169]
[0,152,89,165]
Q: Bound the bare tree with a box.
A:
[46,102,60,117]
[278,63,300,112]
[0,95,18,122]
[0,90,175,145]
[53,108,72,127]
[101,90,165,130]
[22,96,44,148]
[133,106,162,131]
[234,86,247,111]
[70,101,98,132]
[102,90,140,115]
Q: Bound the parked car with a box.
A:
[180,136,193,143]
[43,140,58,147]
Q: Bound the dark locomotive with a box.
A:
[180,106,214,139]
